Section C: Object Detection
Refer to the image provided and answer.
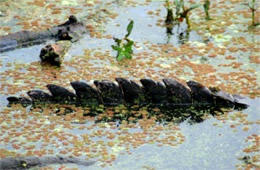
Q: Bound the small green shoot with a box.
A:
[180,2,201,29]
[112,20,134,61]
[174,0,184,20]
[203,0,211,20]
[244,0,259,28]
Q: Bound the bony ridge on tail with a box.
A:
[7,77,248,109]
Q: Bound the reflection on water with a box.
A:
[0,0,259,169]
[0,98,258,169]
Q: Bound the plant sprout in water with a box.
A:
[203,0,211,20]
[165,0,200,30]
[179,0,201,30]
[112,20,134,61]
[165,0,174,25]
[164,0,183,24]
[244,0,260,28]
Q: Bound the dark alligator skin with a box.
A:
[0,156,95,170]
[0,15,85,53]
[7,78,248,109]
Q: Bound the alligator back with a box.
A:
[7,78,248,109]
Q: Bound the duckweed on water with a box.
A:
[0,0,259,169]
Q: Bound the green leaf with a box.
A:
[174,0,183,7]
[125,47,133,54]
[112,20,135,61]
[117,52,125,61]
[124,40,134,53]
[190,3,201,10]
[203,0,210,11]
[127,39,134,45]
[111,45,121,51]
[113,37,122,45]
[124,52,132,59]
[248,1,255,9]
[174,0,183,11]
[126,20,134,37]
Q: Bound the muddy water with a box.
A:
[0,0,259,169]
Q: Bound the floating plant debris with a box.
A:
[0,0,259,169]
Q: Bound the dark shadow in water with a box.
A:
[178,31,190,45]
[164,7,205,46]
[164,6,190,45]
[165,21,191,45]
[91,104,247,125]
[12,102,246,126]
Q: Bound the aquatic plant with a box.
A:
[203,0,211,20]
[165,0,174,24]
[164,0,183,24]
[112,20,134,61]
[174,0,184,20]
[165,0,200,30]
[179,1,201,30]
[244,0,259,28]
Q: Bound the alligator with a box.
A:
[7,78,248,110]
[0,156,95,170]
[0,15,85,53]
[2,80,249,170]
